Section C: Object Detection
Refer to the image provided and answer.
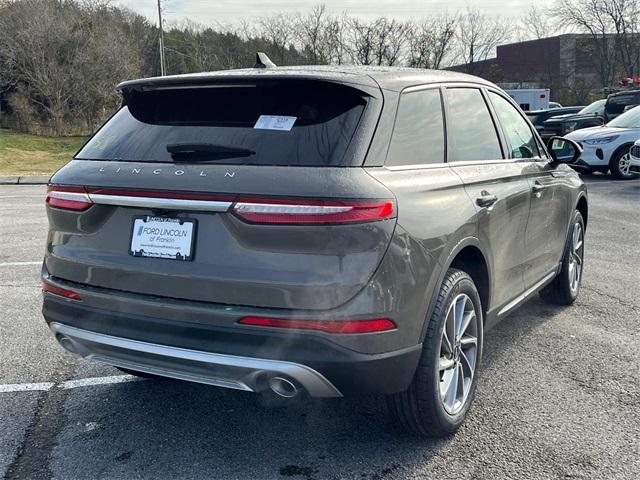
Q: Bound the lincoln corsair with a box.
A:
[42,64,587,437]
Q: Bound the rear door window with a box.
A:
[76,81,367,166]
[445,88,503,162]
[386,88,445,167]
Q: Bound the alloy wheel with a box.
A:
[568,222,584,293]
[438,293,478,415]
[619,153,632,176]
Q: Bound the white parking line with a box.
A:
[60,375,141,389]
[0,382,55,393]
[0,375,143,394]
[0,195,44,199]
[0,203,42,207]
[0,261,41,267]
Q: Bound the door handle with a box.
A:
[532,181,546,193]
[476,192,498,208]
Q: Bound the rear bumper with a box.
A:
[43,290,422,397]
[50,322,342,397]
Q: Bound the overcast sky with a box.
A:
[114,0,556,26]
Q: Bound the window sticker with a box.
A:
[254,115,297,131]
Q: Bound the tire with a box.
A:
[610,147,638,179]
[388,269,483,437]
[540,210,585,305]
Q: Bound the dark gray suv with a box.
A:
[42,65,588,437]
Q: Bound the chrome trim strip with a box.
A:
[88,194,232,212]
[403,84,441,93]
[383,163,448,171]
[448,159,522,167]
[50,323,342,398]
[498,272,556,317]
[234,202,353,213]
[383,159,524,171]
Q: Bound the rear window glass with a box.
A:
[606,93,640,114]
[76,82,367,166]
[386,89,445,166]
[446,88,503,162]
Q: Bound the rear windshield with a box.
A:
[607,105,640,128]
[76,81,367,166]
[606,92,640,115]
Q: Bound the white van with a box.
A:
[505,89,551,111]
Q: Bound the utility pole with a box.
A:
[157,0,166,76]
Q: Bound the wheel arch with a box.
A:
[609,142,634,165]
[576,194,588,229]
[420,238,492,342]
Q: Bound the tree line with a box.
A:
[1,0,639,135]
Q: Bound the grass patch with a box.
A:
[0,129,87,176]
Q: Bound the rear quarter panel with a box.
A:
[364,165,478,346]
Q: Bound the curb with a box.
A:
[0,176,50,185]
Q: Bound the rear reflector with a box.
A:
[232,200,395,225]
[46,186,93,211]
[238,316,396,334]
[42,282,82,300]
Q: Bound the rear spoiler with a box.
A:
[116,72,381,101]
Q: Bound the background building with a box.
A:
[451,34,640,105]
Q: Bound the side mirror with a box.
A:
[546,136,582,164]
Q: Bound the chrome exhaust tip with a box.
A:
[56,334,78,354]
[268,376,299,398]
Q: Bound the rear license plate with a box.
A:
[130,216,196,261]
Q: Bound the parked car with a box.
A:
[42,64,588,438]
[538,99,606,140]
[604,90,640,122]
[549,101,563,109]
[565,105,640,179]
[629,139,640,173]
[526,106,584,134]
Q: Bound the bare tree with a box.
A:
[454,8,513,75]
[551,0,640,85]
[552,0,616,86]
[258,13,294,65]
[406,15,456,69]
[521,6,555,40]
[345,17,376,65]
[377,18,411,66]
[345,17,410,66]
[0,0,144,134]
[601,0,640,77]
[295,4,328,64]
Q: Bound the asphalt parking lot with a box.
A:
[1,175,639,480]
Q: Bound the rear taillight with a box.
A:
[46,185,395,224]
[238,316,396,334]
[46,185,93,211]
[42,281,82,301]
[231,199,395,225]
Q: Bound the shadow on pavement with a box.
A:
[48,295,572,479]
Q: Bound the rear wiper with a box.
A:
[166,143,255,161]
